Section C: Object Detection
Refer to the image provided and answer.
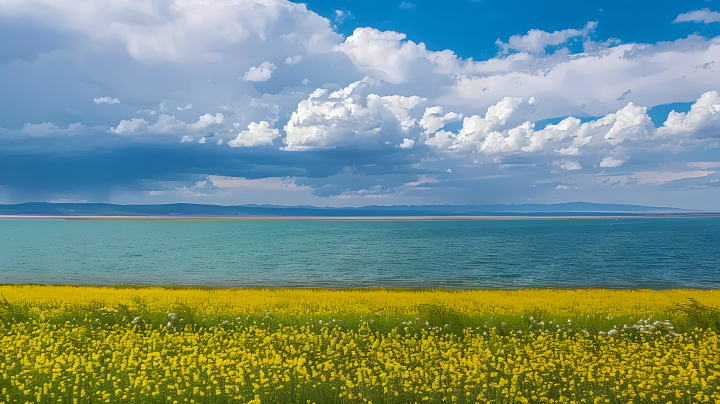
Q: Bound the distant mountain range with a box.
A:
[0,202,702,217]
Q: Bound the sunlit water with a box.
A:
[1,218,718,288]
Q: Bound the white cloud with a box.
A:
[600,156,626,167]
[189,113,224,130]
[657,91,720,138]
[334,9,353,23]
[21,122,64,136]
[177,104,192,111]
[228,121,280,147]
[180,135,193,143]
[481,121,536,154]
[285,55,302,64]
[419,106,462,134]
[523,116,581,153]
[553,159,582,171]
[108,113,224,136]
[496,22,597,54]
[334,25,720,124]
[93,96,120,104]
[242,62,277,82]
[0,0,341,63]
[426,96,654,159]
[19,122,89,136]
[109,118,149,134]
[335,27,459,84]
[399,2,416,9]
[549,170,715,188]
[424,130,456,149]
[444,36,720,121]
[425,96,537,153]
[674,9,720,24]
[368,93,425,131]
[4,1,720,208]
[283,78,424,150]
[399,138,415,148]
[686,161,720,169]
[602,103,653,145]
[625,170,715,184]
[148,114,186,133]
[142,175,319,206]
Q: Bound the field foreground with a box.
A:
[1,286,720,403]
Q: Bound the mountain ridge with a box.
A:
[0,202,696,217]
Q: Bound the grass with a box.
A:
[1,287,719,335]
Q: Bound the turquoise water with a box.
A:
[0,218,718,289]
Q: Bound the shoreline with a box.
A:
[2,283,718,291]
[1,213,719,220]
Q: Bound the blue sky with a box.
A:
[1,0,719,209]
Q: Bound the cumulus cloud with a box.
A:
[283,78,424,150]
[426,96,655,159]
[93,97,120,104]
[228,121,280,147]
[109,118,149,134]
[399,138,415,148]
[285,55,302,64]
[553,159,582,171]
[334,24,716,122]
[21,122,64,136]
[19,122,89,136]
[602,103,653,145]
[600,156,626,167]
[0,0,341,63]
[336,27,459,84]
[657,91,720,138]
[3,0,720,207]
[496,21,597,54]
[242,62,277,82]
[425,96,537,153]
[108,113,226,136]
[189,113,224,130]
[399,2,416,9]
[674,9,720,24]
[148,114,186,133]
[445,36,720,121]
[371,94,425,131]
[419,106,462,135]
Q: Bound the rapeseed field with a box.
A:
[1,286,719,403]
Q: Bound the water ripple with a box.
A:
[0,218,718,289]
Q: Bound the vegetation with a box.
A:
[1,285,719,403]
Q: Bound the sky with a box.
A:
[1,0,720,209]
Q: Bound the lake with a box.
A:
[1,218,718,288]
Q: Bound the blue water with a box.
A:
[0,218,718,289]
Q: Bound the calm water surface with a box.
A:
[1,218,718,288]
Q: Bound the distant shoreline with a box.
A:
[1,214,719,221]
[2,283,719,291]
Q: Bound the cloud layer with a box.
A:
[0,0,718,208]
